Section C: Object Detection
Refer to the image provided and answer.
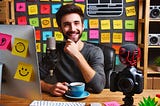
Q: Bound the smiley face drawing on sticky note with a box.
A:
[11,38,29,58]
[14,62,34,82]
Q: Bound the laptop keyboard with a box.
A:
[30,100,86,106]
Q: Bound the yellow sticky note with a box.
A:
[113,33,122,43]
[126,0,134,3]
[75,3,85,13]
[101,20,110,30]
[36,43,41,52]
[53,18,58,28]
[14,62,34,82]
[101,32,110,43]
[12,38,29,58]
[41,17,51,28]
[125,6,136,16]
[28,5,38,15]
[113,20,123,29]
[54,31,64,41]
[89,19,99,29]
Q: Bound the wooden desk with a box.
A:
[1,89,160,106]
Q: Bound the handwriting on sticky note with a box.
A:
[112,33,122,43]
[11,37,29,58]
[89,30,99,39]
[28,4,38,15]
[14,62,34,82]
[41,17,51,28]
[126,6,136,16]
[0,33,12,50]
[125,20,135,29]
[54,31,64,41]
[89,19,99,29]
[101,32,110,43]
[101,20,110,30]
[113,20,123,29]
[36,43,41,52]
[125,32,135,41]
[81,31,88,41]
[29,17,39,27]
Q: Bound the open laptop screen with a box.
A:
[0,25,41,99]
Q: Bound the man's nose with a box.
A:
[70,23,76,31]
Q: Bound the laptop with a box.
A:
[0,25,42,100]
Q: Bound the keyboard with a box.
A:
[30,100,86,106]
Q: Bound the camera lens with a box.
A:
[118,78,134,93]
[150,36,158,44]
[150,8,160,18]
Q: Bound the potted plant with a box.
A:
[139,96,160,106]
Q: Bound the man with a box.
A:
[40,4,106,96]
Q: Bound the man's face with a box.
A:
[59,13,84,42]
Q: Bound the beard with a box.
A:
[62,30,82,43]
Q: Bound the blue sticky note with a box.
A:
[84,19,88,29]
[42,31,53,41]
[51,4,61,14]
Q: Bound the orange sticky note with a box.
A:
[11,38,29,58]
[14,62,34,82]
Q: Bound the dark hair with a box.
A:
[56,4,84,27]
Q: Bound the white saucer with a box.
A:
[65,91,90,99]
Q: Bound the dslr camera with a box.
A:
[110,66,143,95]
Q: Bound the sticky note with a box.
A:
[51,4,61,14]
[125,32,135,41]
[126,0,135,3]
[14,62,34,82]
[101,20,110,30]
[75,0,84,2]
[113,20,123,29]
[75,3,85,13]
[28,4,38,15]
[112,33,122,43]
[125,20,135,29]
[16,2,26,12]
[43,43,46,53]
[101,32,110,43]
[84,19,88,29]
[41,17,51,28]
[0,33,12,50]
[36,43,41,52]
[54,31,64,41]
[104,101,120,106]
[112,45,121,54]
[51,0,61,1]
[126,6,136,16]
[11,38,29,58]
[40,4,50,14]
[89,30,99,39]
[42,31,52,41]
[81,31,88,41]
[17,16,27,25]
[35,30,41,40]
[53,18,58,28]
[29,17,39,27]
[89,19,99,29]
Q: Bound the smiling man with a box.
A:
[40,4,106,96]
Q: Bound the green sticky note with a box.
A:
[125,20,135,29]
[43,44,47,53]
[81,31,88,41]
[29,17,39,27]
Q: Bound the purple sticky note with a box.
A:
[104,101,120,106]
[0,33,12,50]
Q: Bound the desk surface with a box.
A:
[1,89,160,106]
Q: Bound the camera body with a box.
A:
[110,66,143,95]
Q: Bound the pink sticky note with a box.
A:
[0,33,12,50]
[16,2,26,12]
[125,32,135,41]
[75,0,85,2]
[104,101,120,106]
[89,30,99,39]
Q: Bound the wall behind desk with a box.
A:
[14,0,138,65]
